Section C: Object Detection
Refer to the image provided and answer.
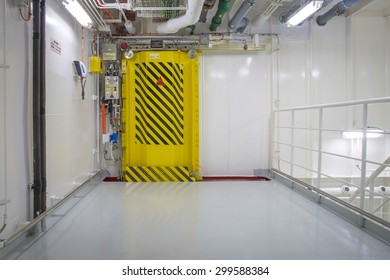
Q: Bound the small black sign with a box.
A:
[150,40,164,49]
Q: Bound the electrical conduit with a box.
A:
[40,0,47,213]
[157,0,204,34]
[32,0,42,218]
[209,0,230,31]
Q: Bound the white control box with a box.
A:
[105,76,120,100]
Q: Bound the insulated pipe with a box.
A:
[32,0,42,218]
[199,0,217,23]
[317,0,360,26]
[40,0,47,213]
[157,0,204,34]
[228,0,256,30]
[209,0,230,31]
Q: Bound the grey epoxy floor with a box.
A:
[12,180,390,259]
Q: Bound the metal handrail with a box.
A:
[276,158,361,189]
[0,170,108,252]
[273,96,390,112]
[273,169,390,229]
[272,97,390,225]
[273,141,390,168]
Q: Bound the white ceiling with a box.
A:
[354,0,390,17]
[79,0,390,36]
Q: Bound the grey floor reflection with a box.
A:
[8,180,390,259]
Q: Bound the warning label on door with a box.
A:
[156,76,165,86]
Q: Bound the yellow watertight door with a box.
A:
[122,51,200,182]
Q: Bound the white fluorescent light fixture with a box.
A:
[283,0,324,27]
[342,127,385,139]
[61,0,92,28]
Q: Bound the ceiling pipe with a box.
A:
[157,0,204,34]
[83,0,108,28]
[228,0,256,31]
[93,0,123,9]
[209,0,231,31]
[317,0,360,26]
[234,17,249,33]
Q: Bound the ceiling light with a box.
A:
[124,50,134,60]
[188,49,197,59]
[281,0,324,27]
[342,127,385,139]
[61,0,92,28]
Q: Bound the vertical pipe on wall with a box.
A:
[96,34,102,171]
[32,0,42,218]
[40,0,47,213]
[316,0,360,26]
[0,0,8,235]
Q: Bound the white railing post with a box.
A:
[270,111,276,173]
[290,110,295,176]
[359,103,368,220]
[368,181,375,213]
[317,108,323,189]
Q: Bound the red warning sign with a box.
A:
[156,76,165,86]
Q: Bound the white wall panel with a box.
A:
[200,52,230,175]
[311,17,348,104]
[201,51,270,176]
[277,40,308,108]
[45,1,96,198]
[0,1,32,239]
[353,16,387,100]
[0,1,96,239]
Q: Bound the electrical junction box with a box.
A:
[102,44,118,61]
[105,76,120,100]
[89,56,103,73]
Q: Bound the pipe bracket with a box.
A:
[0,199,10,206]
[0,64,10,69]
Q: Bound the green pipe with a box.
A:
[209,0,230,31]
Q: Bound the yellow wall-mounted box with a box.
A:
[89,56,103,74]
